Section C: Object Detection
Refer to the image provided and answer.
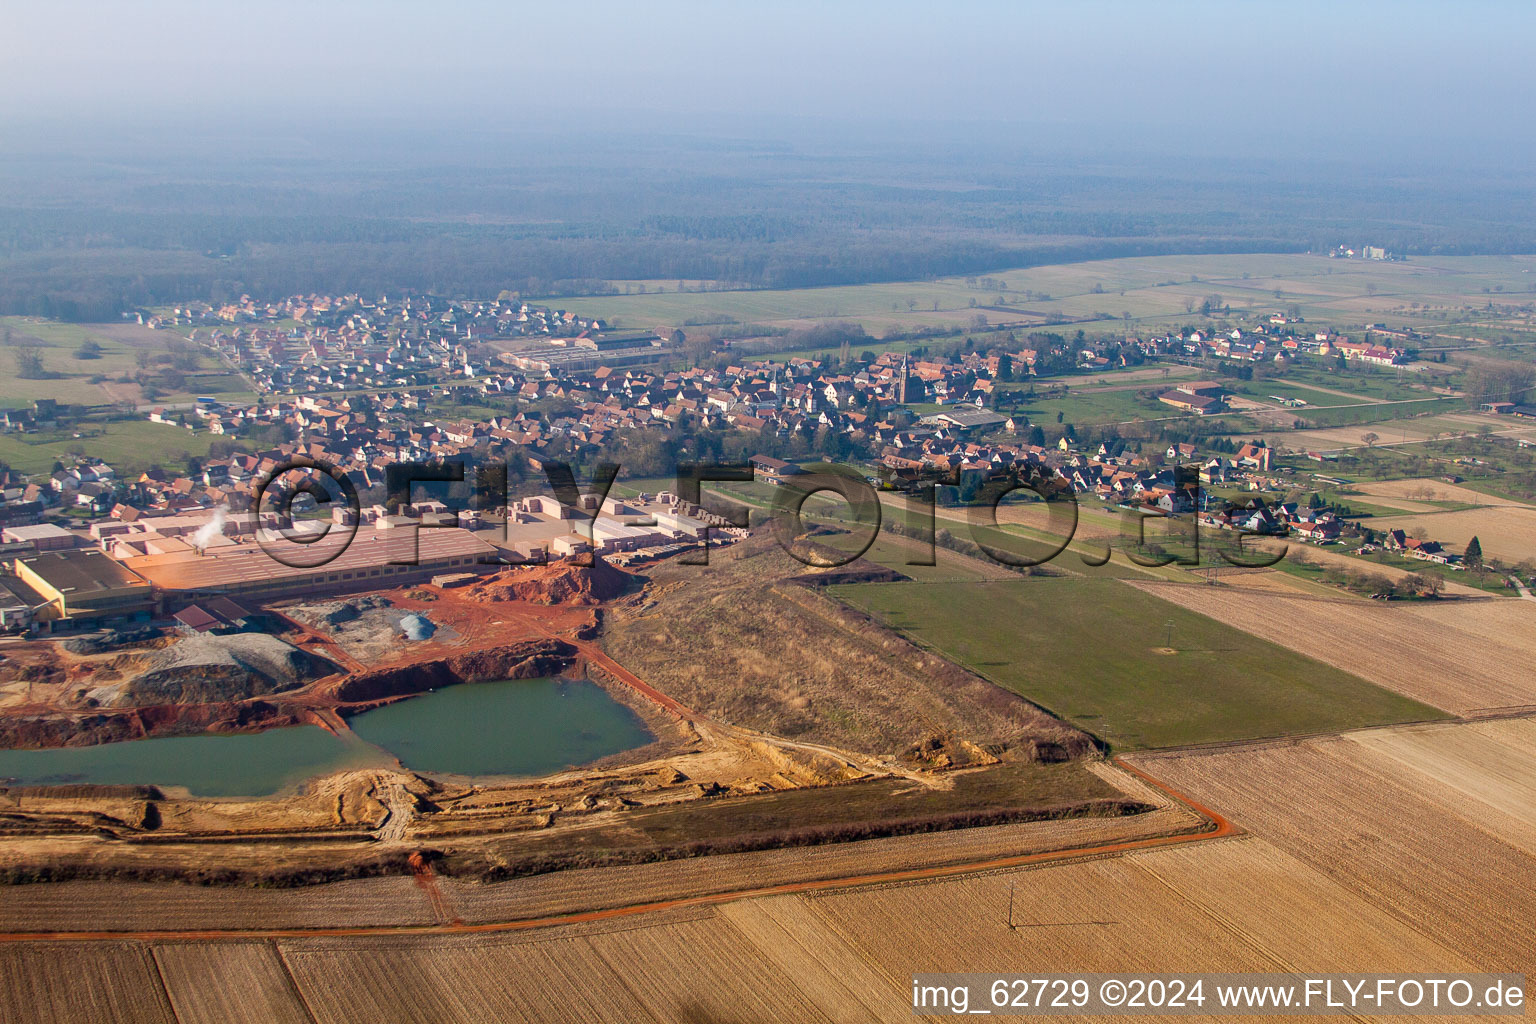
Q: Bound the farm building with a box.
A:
[918,408,1009,432]
[750,456,805,486]
[1158,381,1229,416]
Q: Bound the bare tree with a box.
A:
[13,348,45,379]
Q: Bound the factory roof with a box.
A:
[1,523,76,543]
[16,548,150,597]
[122,528,499,591]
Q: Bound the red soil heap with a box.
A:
[464,556,637,606]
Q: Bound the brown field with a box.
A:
[1258,540,1488,596]
[1340,493,1446,514]
[714,896,900,1019]
[153,943,314,1024]
[1360,505,1536,565]
[0,877,438,933]
[808,835,1479,983]
[281,929,683,1024]
[279,913,878,1024]
[1074,364,1203,386]
[813,855,1278,976]
[428,782,1195,925]
[1127,578,1536,713]
[1342,720,1536,855]
[0,942,177,1023]
[1265,415,1532,453]
[1141,722,1536,973]
[583,915,845,1022]
[1351,476,1527,508]
[1128,839,1474,972]
[2,719,1532,1020]
[1191,567,1319,595]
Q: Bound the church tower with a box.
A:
[898,355,910,404]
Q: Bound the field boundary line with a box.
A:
[271,943,325,1024]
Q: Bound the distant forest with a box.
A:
[4,131,1535,320]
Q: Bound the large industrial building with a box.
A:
[121,528,502,602]
[0,490,732,629]
[9,548,155,631]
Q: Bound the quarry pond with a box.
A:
[0,677,654,797]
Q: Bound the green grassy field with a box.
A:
[543,253,1536,338]
[1000,386,1172,427]
[1295,397,1465,429]
[0,420,221,475]
[538,280,990,327]
[1232,380,1358,408]
[830,576,1443,749]
[757,332,967,365]
[1275,365,1433,402]
[0,317,255,409]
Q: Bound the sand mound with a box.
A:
[464,558,639,606]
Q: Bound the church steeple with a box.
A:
[898,355,910,404]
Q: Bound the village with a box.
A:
[0,284,1486,637]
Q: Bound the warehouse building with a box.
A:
[1,523,79,552]
[121,528,501,602]
[10,548,155,631]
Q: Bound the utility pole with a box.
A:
[1165,619,1175,649]
[1007,880,1017,931]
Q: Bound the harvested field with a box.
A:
[1188,567,1320,595]
[1130,839,1473,972]
[263,795,1521,1020]
[3,722,1532,1019]
[1350,476,1527,508]
[812,856,1275,976]
[0,942,176,1023]
[431,781,1195,925]
[281,931,668,1024]
[1267,418,1456,452]
[0,877,438,933]
[1342,720,1536,856]
[582,916,839,1022]
[154,942,314,1024]
[1138,727,1536,973]
[276,915,856,1024]
[799,829,1473,981]
[1359,505,1536,565]
[715,895,900,1020]
[1130,579,1536,714]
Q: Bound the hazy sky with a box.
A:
[6,0,1533,156]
